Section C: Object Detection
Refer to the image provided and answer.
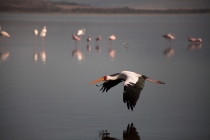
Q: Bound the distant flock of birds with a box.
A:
[0,26,203,48]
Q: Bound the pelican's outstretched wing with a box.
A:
[123,77,145,111]
[99,73,123,92]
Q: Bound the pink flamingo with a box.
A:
[188,36,202,44]
[87,35,91,45]
[95,35,101,45]
[108,35,116,58]
[163,33,175,47]
[108,35,116,47]
[0,26,10,45]
[72,34,81,47]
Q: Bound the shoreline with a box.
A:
[0,12,210,16]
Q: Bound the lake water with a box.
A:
[0,13,210,140]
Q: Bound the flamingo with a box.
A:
[34,28,38,36]
[90,70,165,110]
[188,36,197,43]
[87,35,91,42]
[108,35,116,48]
[40,26,47,46]
[107,35,116,58]
[33,27,38,45]
[72,34,81,47]
[96,36,101,45]
[77,28,85,36]
[188,36,202,44]
[196,38,202,44]
[0,26,10,45]
[163,33,175,47]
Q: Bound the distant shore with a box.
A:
[0,1,210,15]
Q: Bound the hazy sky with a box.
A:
[49,0,210,9]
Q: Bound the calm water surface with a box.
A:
[0,13,210,140]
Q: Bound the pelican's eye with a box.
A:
[104,76,108,81]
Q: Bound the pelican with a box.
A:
[90,71,165,110]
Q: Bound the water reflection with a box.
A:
[0,46,10,64]
[163,46,175,58]
[0,49,10,64]
[87,45,91,52]
[98,123,140,140]
[33,39,46,64]
[188,43,202,51]
[95,45,101,53]
[72,44,85,63]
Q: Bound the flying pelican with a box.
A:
[0,26,10,45]
[90,71,165,110]
[163,33,175,47]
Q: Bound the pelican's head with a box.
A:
[89,76,107,84]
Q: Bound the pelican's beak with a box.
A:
[89,77,105,84]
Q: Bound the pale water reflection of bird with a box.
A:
[188,43,202,51]
[87,45,91,52]
[95,45,101,53]
[90,71,165,111]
